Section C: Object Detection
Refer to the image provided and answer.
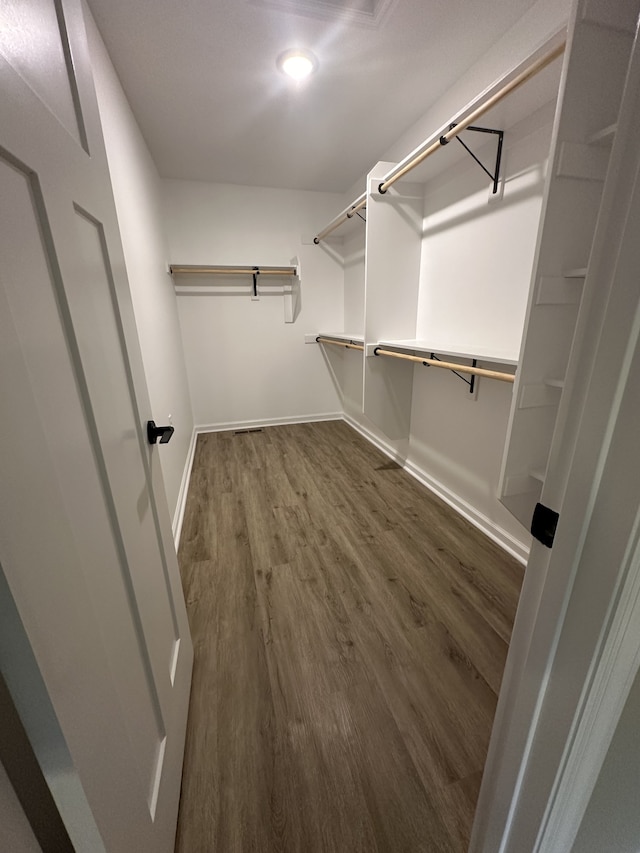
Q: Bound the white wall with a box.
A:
[162,180,345,427]
[382,0,570,167]
[417,103,555,358]
[86,12,194,518]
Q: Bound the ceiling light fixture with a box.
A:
[277,48,318,81]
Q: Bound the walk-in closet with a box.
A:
[2,0,640,851]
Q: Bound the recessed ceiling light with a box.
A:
[277,49,318,81]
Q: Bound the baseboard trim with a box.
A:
[343,413,529,565]
[172,426,198,550]
[194,412,343,434]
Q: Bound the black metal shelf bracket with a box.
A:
[424,353,477,393]
[252,266,259,298]
[449,123,504,194]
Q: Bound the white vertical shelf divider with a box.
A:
[363,161,423,443]
[343,226,367,417]
[498,0,638,529]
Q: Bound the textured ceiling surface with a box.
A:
[87,0,540,192]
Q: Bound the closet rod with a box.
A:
[374,347,515,383]
[317,336,365,351]
[170,265,297,276]
[379,39,565,193]
[313,194,367,244]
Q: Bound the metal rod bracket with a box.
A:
[429,352,477,391]
[449,123,504,194]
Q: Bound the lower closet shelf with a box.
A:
[368,340,517,386]
[374,339,519,367]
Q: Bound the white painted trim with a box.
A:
[342,413,406,463]
[194,412,342,434]
[403,459,530,565]
[343,413,530,565]
[535,512,640,852]
[172,426,197,549]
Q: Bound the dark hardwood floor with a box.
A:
[175,420,523,852]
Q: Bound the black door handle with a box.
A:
[147,420,174,445]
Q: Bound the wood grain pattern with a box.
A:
[176,421,523,852]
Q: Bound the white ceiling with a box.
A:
[87,0,541,193]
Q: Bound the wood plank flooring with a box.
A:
[175,420,523,853]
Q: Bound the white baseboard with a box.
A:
[343,413,529,565]
[194,412,342,434]
[172,426,198,550]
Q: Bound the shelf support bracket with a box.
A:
[426,353,477,393]
[446,123,504,194]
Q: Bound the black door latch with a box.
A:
[531,502,559,548]
[147,420,174,445]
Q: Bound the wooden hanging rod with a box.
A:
[170,265,297,276]
[379,39,565,193]
[317,336,365,352]
[313,37,565,243]
[313,193,367,244]
[374,347,515,383]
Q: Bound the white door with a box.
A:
[0,2,193,851]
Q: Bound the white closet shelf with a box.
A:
[374,339,519,366]
[317,332,364,344]
[376,35,564,191]
[314,33,565,243]
[171,263,301,323]
[169,264,298,277]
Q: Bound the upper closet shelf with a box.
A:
[378,32,565,192]
[171,264,300,322]
[314,31,566,245]
[373,339,519,366]
[314,332,365,351]
[316,332,364,344]
[169,264,298,277]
